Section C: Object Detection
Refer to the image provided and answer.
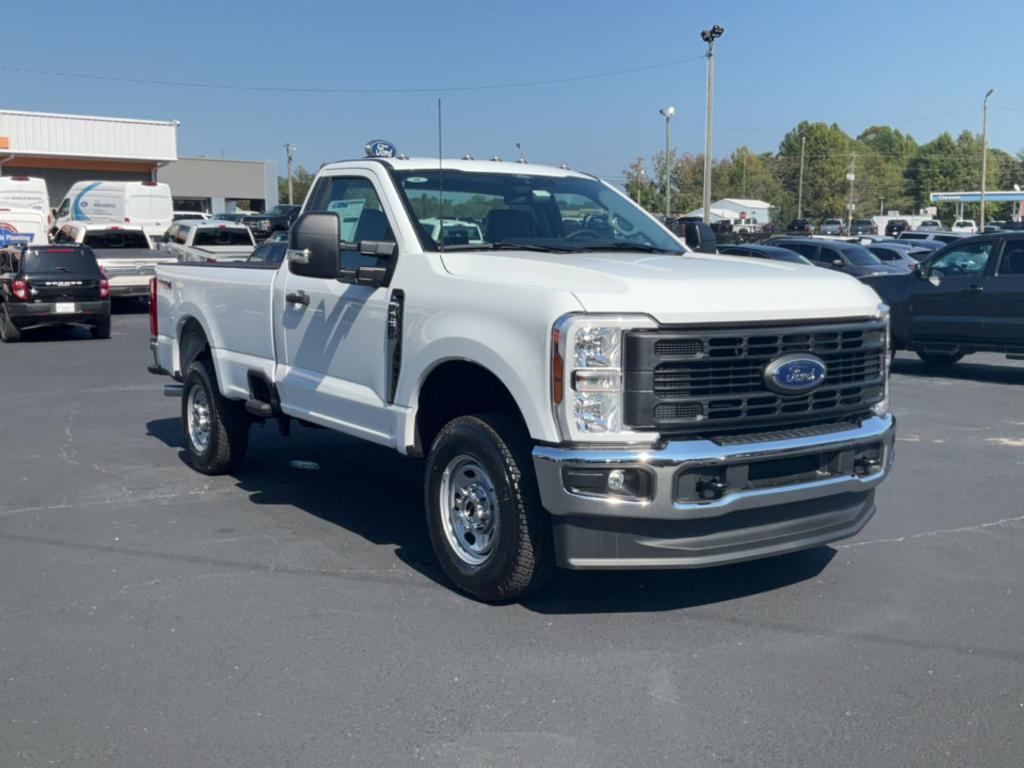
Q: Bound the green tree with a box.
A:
[776,122,856,224]
[277,165,315,206]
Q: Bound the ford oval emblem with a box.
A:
[365,139,397,158]
[763,353,827,395]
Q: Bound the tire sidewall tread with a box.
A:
[424,413,553,603]
[181,358,249,475]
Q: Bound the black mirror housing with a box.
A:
[289,212,340,279]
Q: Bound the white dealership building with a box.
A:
[0,109,277,213]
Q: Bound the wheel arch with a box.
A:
[409,358,533,458]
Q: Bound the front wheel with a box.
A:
[424,413,554,603]
[916,350,964,367]
[181,357,249,474]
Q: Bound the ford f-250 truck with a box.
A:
[149,154,895,602]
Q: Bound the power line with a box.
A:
[0,56,706,95]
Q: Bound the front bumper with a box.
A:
[7,300,110,328]
[533,414,895,569]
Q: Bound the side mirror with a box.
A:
[288,212,340,279]
[832,259,844,268]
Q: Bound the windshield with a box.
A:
[83,230,150,249]
[393,170,684,253]
[843,245,882,266]
[266,205,296,216]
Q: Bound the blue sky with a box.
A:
[2,0,1020,182]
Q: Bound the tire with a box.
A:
[916,349,964,366]
[181,357,249,474]
[91,314,111,339]
[0,307,21,343]
[424,413,554,603]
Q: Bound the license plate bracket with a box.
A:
[55,302,76,314]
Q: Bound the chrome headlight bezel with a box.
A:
[551,313,659,444]
[872,303,891,417]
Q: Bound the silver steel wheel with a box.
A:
[439,454,500,566]
[186,384,212,454]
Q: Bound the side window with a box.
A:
[930,242,993,277]
[306,176,394,270]
[0,251,10,273]
[56,199,70,219]
[997,241,1024,276]
[786,242,819,261]
[177,226,188,245]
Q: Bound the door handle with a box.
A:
[285,290,310,306]
[963,284,984,293]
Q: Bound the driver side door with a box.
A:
[275,174,398,445]
[908,239,995,345]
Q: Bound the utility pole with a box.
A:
[980,88,994,229]
[700,25,725,224]
[284,143,296,205]
[659,107,675,220]
[741,149,748,198]
[846,152,857,232]
[797,136,806,220]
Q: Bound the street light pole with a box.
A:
[700,25,724,225]
[659,107,675,220]
[797,135,805,220]
[980,88,994,229]
[284,143,296,205]
[847,152,856,233]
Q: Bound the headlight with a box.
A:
[551,314,657,443]
[872,303,891,417]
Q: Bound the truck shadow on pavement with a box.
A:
[145,417,835,613]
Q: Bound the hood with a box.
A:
[439,250,883,325]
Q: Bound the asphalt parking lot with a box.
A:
[1,309,1022,768]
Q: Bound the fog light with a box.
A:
[607,469,626,491]
[562,467,651,500]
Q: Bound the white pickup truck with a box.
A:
[157,220,256,263]
[149,154,895,602]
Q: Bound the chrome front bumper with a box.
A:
[533,414,895,569]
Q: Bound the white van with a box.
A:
[0,176,51,227]
[0,207,48,247]
[54,181,173,240]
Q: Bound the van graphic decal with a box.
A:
[0,222,33,246]
[72,181,103,221]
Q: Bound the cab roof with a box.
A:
[319,157,595,180]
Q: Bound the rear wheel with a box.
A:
[0,307,20,343]
[424,413,554,603]
[181,357,249,474]
[916,349,964,366]
[91,314,111,339]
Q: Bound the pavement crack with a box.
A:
[838,512,1024,549]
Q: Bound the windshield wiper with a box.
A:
[439,241,579,253]
[575,242,679,253]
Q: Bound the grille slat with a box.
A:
[624,321,886,435]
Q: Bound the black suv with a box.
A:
[244,204,301,241]
[0,244,111,342]
[771,238,906,277]
[885,219,910,237]
[862,233,1024,365]
[787,219,813,234]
